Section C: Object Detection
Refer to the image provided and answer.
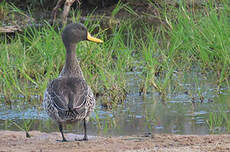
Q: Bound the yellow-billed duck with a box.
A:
[43,23,103,141]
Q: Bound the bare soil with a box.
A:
[0,131,230,152]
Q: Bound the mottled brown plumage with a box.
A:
[43,23,103,141]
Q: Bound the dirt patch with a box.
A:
[0,131,229,152]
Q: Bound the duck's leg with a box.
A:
[58,123,68,142]
[74,118,88,141]
[83,118,88,141]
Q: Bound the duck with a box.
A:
[43,22,103,141]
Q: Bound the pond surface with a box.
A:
[0,71,230,136]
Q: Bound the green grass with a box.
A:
[11,119,34,137]
[0,12,135,107]
[206,91,230,133]
[0,0,230,103]
[0,1,230,114]
[132,1,230,96]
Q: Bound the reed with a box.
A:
[1,0,230,108]
[11,119,34,137]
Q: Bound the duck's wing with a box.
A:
[47,77,90,114]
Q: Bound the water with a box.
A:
[0,72,229,136]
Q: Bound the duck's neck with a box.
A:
[59,43,84,79]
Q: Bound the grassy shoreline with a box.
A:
[1,1,230,103]
[0,0,230,132]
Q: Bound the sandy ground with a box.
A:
[0,131,230,152]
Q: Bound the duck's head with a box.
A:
[62,23,103,47]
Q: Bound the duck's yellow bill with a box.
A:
[87,32,103,43]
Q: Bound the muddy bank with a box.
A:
[0,131,230,152]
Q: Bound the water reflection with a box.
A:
[0,72,230,136]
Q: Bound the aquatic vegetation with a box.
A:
[206,92,230,133]
[207,109,230,133]
[1,0,230,134]
[1,1,230,103]
[132,0,230,97]
[11,119,34,137]
[0,17,133,108]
